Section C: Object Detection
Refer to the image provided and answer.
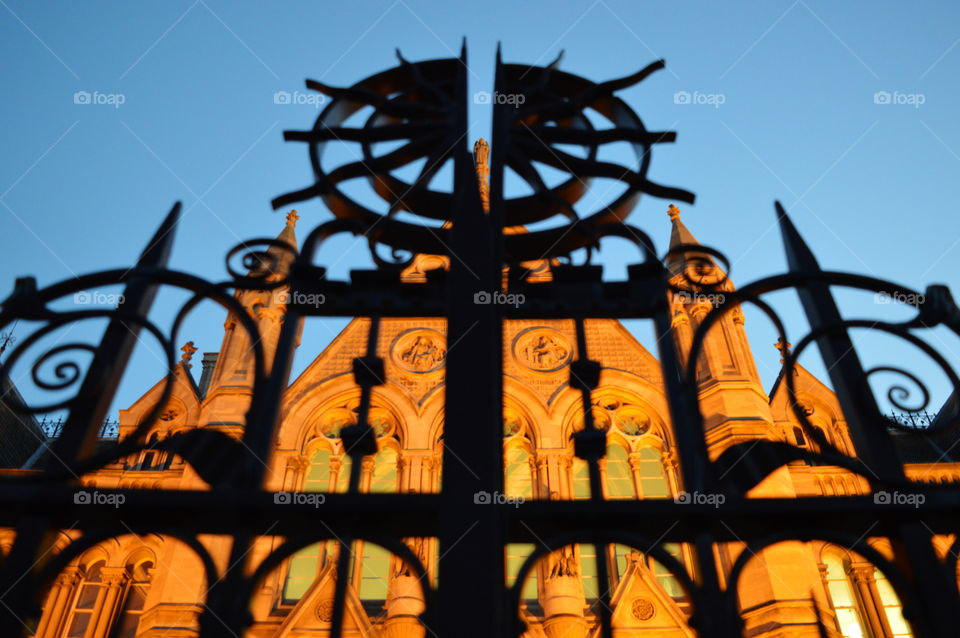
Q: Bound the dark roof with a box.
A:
[0,376,47,468]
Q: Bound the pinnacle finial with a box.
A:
[774,337,792,363]
[473,139,490,213]
[181,341,198,368]
[667,204,681,222]
[285,209,299,227]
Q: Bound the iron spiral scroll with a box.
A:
[0,46,957,638]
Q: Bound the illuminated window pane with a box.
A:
[579,544,598,601]
[638,447,669,499]
[875,568,912,637]
[283,542,323,602]
[369,447,398,493]
[572,458,591,500]
[504,446,533,499]
[304,449,333,492]
[652,543,685,599]
[336,454,352,492]
[823,553,868,638]
[505,543,537,601]
[358,542,391,601]
[604,444,634,499]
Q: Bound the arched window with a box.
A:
[282,446,351,603]
[115,560,153,638]
[283,443,400,604]
[64,560,104,638]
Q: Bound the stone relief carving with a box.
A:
[513,328,572,372]
[392,329,447,373]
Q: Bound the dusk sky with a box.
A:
[1,0,958,419]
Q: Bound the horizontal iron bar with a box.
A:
[0,487,957,540]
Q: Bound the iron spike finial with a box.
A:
[775,201,822,274]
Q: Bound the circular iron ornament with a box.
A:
[512,327,573,372]
[273,49,694,263]
[391,328,447,373]
[631,597,656,621]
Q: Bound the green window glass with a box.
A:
[637,446,669,499]
[505,543,538,601]
[283,542,324,602]
[579,544,599,601]
[504,446,533,499]
[357,542,392,601]
[652,543,685,599]
[369,447,398,493]
[571,458,591,500]
[604,444,634,499]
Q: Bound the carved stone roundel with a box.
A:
[391,328,447,373]
[513,327,572,372]
[631,597,656,621]
[316,598,335,622]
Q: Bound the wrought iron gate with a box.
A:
[1,47,959,638]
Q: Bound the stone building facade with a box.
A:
[4,197,957,638]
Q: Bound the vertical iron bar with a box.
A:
[437,42,505,638]
[776,202,959,638]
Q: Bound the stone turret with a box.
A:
[200,211,301,433]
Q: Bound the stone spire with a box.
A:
[666,204,716,277]
[278,209,299,248]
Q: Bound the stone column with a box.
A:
[36,567,81,638]
[90,566,127,638]
[849,562,891,638]
[542,545,587,638]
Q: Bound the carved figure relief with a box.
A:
[513,328,572,372]
[392,329,447,373]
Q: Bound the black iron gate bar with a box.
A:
[0,46,957,638]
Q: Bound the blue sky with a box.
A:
[1,0,958,422]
